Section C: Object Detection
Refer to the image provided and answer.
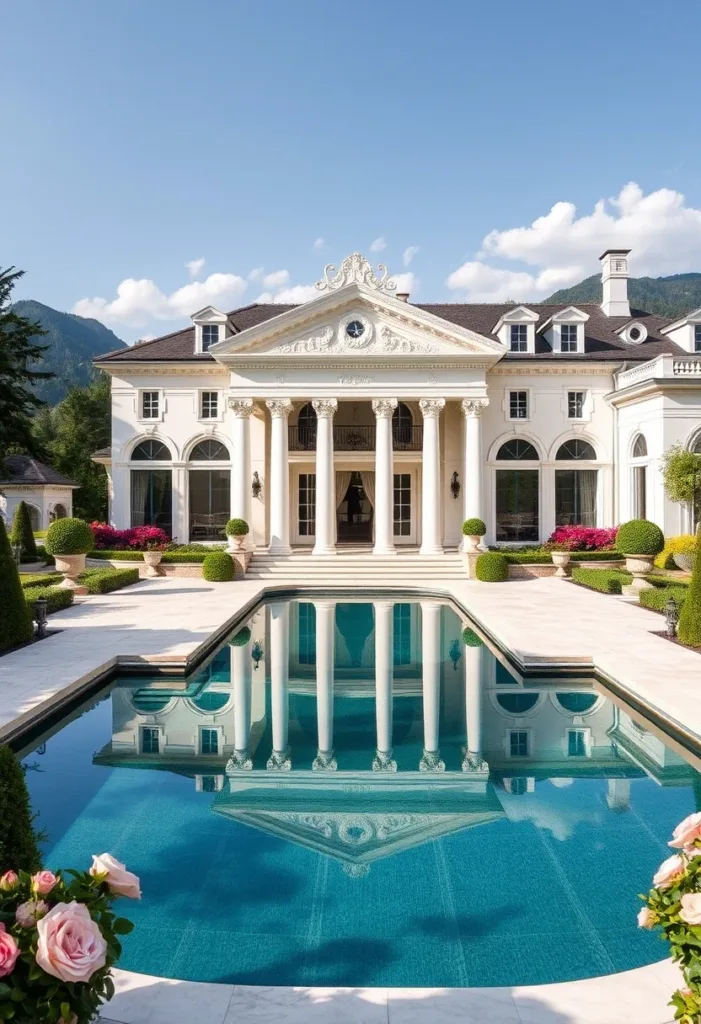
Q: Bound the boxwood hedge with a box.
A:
[475,552,508,582]
[570,567,631,594]
[79,568,140,594]
[638,586,688,614]
[25,586,74,615]
[202,551,236,582]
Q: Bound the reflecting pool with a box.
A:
[20,596,700,988]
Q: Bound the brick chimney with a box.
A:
[600,249,631,317]
[396,292,410,303]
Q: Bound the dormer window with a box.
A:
[695,325,701,353]
[202,325,220,351]
[561,325,579,353]
[510,325,528,352]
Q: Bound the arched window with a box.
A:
[189,440,230,461]
[556,439,597,460]
[632,434,648,459]
[131,439,172,461]
[496,693,539,714]
[49,503,68,522]
[692,434,701,455]
[131,690,173,714]
[556,692,598,714]
[392,402,413,447]
[296,402,317,451]
[191,691,230,714]
[496,439,539,460]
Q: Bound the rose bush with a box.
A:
[639,812,701,1022]
[545,526,618,551]
[89,523,169,551]
[0,854,139,1023]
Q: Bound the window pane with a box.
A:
[299,473,316,536]
[497,693,539,714]
[556,440,596,460]
[568,731,586,756]
[189,469,230,540]
[555,469,597,526]
[190,440,229,461]
[142,391,159,418]
[633,465,647,519]
[131,440,171,461]
[131,470,172,535]
[568,392,584,419]
[201,729,219,755]
[141,727,159,754]
[201,392,218,418]
[509,392,528,419]
[509,731,529,757]
[393,603,411,665]
[496,439,539,460]
[202,325,219,351]
[298,602,316,664]
[496,469,539,542]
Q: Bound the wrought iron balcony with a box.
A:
[288,425,423,452]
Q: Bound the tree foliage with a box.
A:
[33,373,110,522]
[10,501,37,559]
[0,267,52,454]
[662,444,701,505]
[0,516,33,652]
[678,531,701,648]
[0,744,42,874]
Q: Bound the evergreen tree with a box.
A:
[0,745,42,874]
[678,531,701,648]
[0,515,33,652]
[10,500,37,559]
[0,267,52,454]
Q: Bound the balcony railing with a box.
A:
[288,425,423,452]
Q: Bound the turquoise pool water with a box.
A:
[19,595,696,988]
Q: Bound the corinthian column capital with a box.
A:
[265,398,293,418]
[229,398,254,418]
[419,398,445,419]
[461,398,489,418]
[312,398,338,419]
[372,398,398,419]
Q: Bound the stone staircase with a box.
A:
[246,548,466,585]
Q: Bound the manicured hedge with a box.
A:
[639,586,688,614]
[616,519,665,556]
[570,567,631,595]
[88,549,214,563]
[475,552,508,582]
[462,518,486,537]
[45,517,94,555]
[230,626,252,646]
[0,516,33,652]
[203,551,236,582]
[499,550,622,565]
[0,745,42,875]
[20,573,64,590]
[11,501,37,559]
[678,537,701,647]
[25,586,74,616]
[79,568,140,594]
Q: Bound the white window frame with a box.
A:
[197,725,224,756]
[139,724,165,754]
[510,324,528,353]
[565,727,592,758]
[191,307,228,354]
[560,324,580,353]
[695,324,701,353]
[506,728,532,758]
[198,390,222,421]
[137,389,165,423]
[508,390,529,421]
[567,390,586,420]
[195,775,225,793]
[201,324,220,351]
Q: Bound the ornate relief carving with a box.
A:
[461,751,489,774]
[315,252,397,293]
[419,398,446,419]
[226,750,252,773]
[266,749,292,771]
[312,398,338,418]
[339,375,374,386]
[228,398,254,417]
[312,749,337,772]
[372,750,398,772]
[461,398,489,418]
[372,398,398,419]
[419,750,446,773]
[265,398,293,418]
[278,326,335,354]
[278,322,439,356]
[378,326,439,354]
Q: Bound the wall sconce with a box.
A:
[251,472,262,499]
[450,472,461,500]
[449,638,461,671]
[251,640,264,670]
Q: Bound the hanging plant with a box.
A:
[662,445,701,505]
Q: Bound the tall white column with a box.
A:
[229,399,253,545]
[420,601,445,772]
[267,602,291,770]
[265,399,293,555]
[461,398,488,550]
[373,600,396,771]
[372,399,398,555]
[419,399,445,555]
[171,463,188,543]
[463,641,488,772]
[312,399,338,555]
[313,599,336,771]
[226,631,253,771]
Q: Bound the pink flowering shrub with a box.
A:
[90,522,169,550]
[545,526,618,551]
[0,854,139,1023]
[639,812,701,1022]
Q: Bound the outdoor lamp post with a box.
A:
[34,596,48,639]
[663,596,680,639]
[12,542,22,567]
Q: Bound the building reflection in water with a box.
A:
[94,598,695,873]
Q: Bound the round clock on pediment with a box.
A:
[338,314,373,350]
[346,319,365,339]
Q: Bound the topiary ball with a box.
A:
[202,551,236,582]
[475,552,508,582]
[45,517,94,556]
[462,518,486,537]
[230,626,251,646]
[615,519,665,556]
[226,518,249,537]
[462,627,483,647]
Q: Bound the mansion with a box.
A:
[94,250,701,553]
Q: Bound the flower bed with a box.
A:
[546,526,618,551]
[89,523,169,551]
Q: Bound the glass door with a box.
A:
[495,469,539,542]
[298,473,316,541]
[393,472,414,544]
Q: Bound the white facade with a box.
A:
[95,251,701,552]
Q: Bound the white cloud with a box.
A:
[257,283,318,304]
[369,236,387,253]
[391,271,416,296]
[313,237,325,249]
[73,272,248,328]
[447,181,701,301]
[248,267,264,281]
[262,269,290,289]
[185,257,205,279]
[402,245,419,266]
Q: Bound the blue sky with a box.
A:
[4,0,701,341]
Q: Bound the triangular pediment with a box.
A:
[209,281,504,362]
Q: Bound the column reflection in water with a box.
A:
[420,601,445,772]
[267,602,291,771]
[313,600,337,771]
[373,600,397,771]
[463,640,488,772]
[227,632,253,771]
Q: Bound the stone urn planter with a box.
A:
[55,553,88,594]
[142,550,164,577]
[551,551,572,578]
[464,534,482,553]
[673,553,695,573]
[227,535,245,552]
[624,553,655,590]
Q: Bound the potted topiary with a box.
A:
[615,518,665,590]
[203,550,236,582]
[462,518,486,552]
[44,517,94,592]
[474,551,508,582]
[226,518,250,552]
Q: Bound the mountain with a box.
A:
[12,300,126,404]
[545,273,701,319]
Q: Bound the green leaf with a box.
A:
[8,991,23,1003]
[60,1001,71,1020]
[0,987,9,1001]
[113,917,134,935]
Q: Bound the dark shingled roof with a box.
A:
[0,456,76,487]
[94,300,684,364]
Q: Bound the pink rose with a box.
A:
[16,900,49,928]
[653,853,686,889]
[0,871,18,891]
[669,812,701,850]
[680,893,701,926]
[89,853,141,899]
[32,870,59,895]
[0,923,19,978]
[637,907,656,929]
[36,902,107,983]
